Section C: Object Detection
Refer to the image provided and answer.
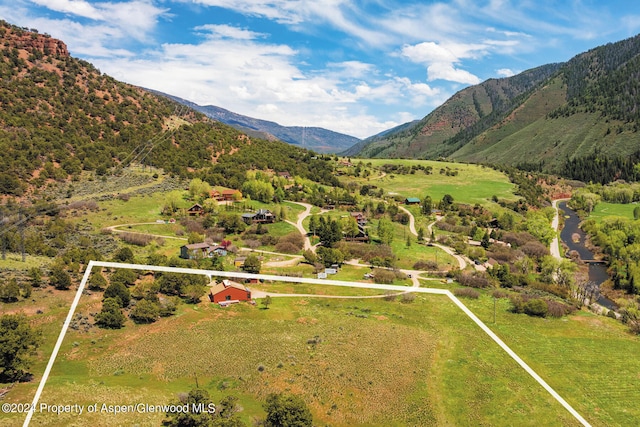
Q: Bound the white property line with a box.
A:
[24,261,591,427]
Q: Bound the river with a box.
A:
[557,201,617,310]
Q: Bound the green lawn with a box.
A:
[588,202,638,222]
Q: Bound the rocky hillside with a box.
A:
[350,33,640,182]
[0,21,338,197]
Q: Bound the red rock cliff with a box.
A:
[13,33,69,57]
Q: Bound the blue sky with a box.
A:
[2,1,640,139]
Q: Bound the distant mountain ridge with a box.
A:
[156,92,361,154]
[348,33,640,180]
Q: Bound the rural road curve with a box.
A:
[285,201,314,251]
[550,199,569,261]
[399,205,470,270]
[106,222,188,240]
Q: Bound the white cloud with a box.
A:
[195,24,265,40]
[188,0,308,25]
[496,68,515,77]
[29,0,102,20]
[426,63,480,85]
[401,41,483,84]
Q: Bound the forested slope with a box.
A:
[0,21,338,197]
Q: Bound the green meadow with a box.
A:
[3,285,607,427]
[588,201,638,222]
[346,159,517,205]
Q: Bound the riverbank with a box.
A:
[556,201,617,310]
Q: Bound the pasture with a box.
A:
[345,159,517,205]
[5,280,626,427]
[588,201,638,222]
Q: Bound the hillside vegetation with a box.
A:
[0,21,337,197]
[350,33,640,183]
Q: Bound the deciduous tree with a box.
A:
[263,393,313,427]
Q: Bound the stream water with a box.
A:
[557,201,617,310]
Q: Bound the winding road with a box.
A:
[399,205,471,270]
[550,199,569,261]
[285,201,314,251]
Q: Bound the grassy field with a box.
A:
[588,202,638,222]
[6,279,637,426]
[463,294,640,427]
[345,159,517,206]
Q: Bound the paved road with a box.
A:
[550,199,569,261]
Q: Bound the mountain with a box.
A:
[0,21,339,197]
[350,63,562,159]
[350,33,640,180]
[156,92,361,154]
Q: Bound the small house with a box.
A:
[221,189,241,201]
[187,203,204,216]
[277,171,292,179]
[345,224,369,242]
[180,243,227,259]
[209,279,252,303]
[234,256,247,267]
[242,209,275,224]
[405,197,420,205]
[350,212,367,226]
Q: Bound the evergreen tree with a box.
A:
[0,314,41,382]
[95,298,126,329]
[104,282,131,307]
[0,278,20,302]
[49,265,71,290]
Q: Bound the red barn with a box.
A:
[209,279,252,304]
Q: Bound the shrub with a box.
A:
[413,260,439,270]
[372,269,396,284]
[275,241,300,254]
[119,232,152,246]
[243,239,261,250]
[458,272,494,288]
[129,299,160,324]
[454,288,480,299]
[400,293,416,304]
[545,300,576,318]
[276,232,305,253]
[383,291,397,301]
[491,289,508,299]
[523,299,548,317]
[260,235,278,246]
